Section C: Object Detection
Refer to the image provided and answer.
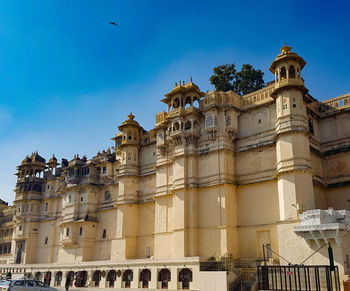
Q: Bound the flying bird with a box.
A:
[109,22,118,26]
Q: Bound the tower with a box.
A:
[13,151,46,263]
[270,45,315,262]
[111,113,143,260]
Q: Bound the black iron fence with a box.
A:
[257,265,340,291]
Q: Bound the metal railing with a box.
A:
[257,265,340,291]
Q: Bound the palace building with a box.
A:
[0,45,349,290]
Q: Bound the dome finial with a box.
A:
[281,43,292,54]
[128,112,135,120]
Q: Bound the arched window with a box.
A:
[173,122,180,131]
[184,121,191,130]
[107,270,117,287]
[122,270,133,288]
[193,97,199,108]
[289,65,296,78]
[184,96,192,109]
[158,269,171,289]
[35,272,42,281]
[66,271,74,287]
[92,271,101,287]
[104,191,111,201]
[55,271,63,287]
[44,271,52,286]
[173,98,180,109]
[179,268,193,289]
[140,269,151,288]
[280,67,286,79]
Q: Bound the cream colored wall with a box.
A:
[319,112,350,143]
[237,104,276,138]
[236,182,279,260]
[139,144,157,167]
[139,174,156,198]
[326,186,350,211]
[136,202,154,258]
[313,183,328,210]
[237,181,279,226]
[94,209,116,261]
[235,145,276,177]
[323,152,350,182]
[35,221,54,263]
[154,195,174,258]
[197,184,237,258]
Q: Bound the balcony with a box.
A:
[274,77,304,90]
[62,237,78,248]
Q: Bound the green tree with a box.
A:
[234,64,265,95]
[209,63,236,92]
[209,63,265,95]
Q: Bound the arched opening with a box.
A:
[184,96,192,109]
[193,97,199,108]
[280,67,286,80]
[66,271,74,287]
[289,65,296,78]
[107,270,117,287]
[179,268,193,289]
[35,272,42,281]
[173,98,180,109]
[193,120,199,130]
[75,271,87,287]
[140,269,151,288]
[297,68,301,79]
[122,269,133,288]
[173,122,180,131]
[92,271,101,287]
[184,121,192,130]
[55,271,62,287]
[158,268,171,289]
[104,191,111,201]
[44,271,52,286]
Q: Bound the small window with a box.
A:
[258,119,261,124]
[102,166,107,174]
[80,196,84,202]
[45,202,48,212]
[19,225,22,231]
[309,119,314,135]
[45,237,48,245]
[104,191,111,201]
[102,229,106,238]
[47,185,50,190]
[205,115,214,127]
[79,227,83,236]
[293,104,296,108]
[68,195,72,203]
[153,152,156,156]
[266,244,272,258]
[226,115,231,126]
[66,228,70,237]
[147,247,151,258]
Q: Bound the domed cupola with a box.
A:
[269,44,307,97]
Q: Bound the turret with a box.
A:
[270,45,315,220]
[114,113,143,166]
[270,44,309,136]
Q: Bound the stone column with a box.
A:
[149,266,158,289]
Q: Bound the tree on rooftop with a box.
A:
[210,63,265,95]
[209,63,236,92]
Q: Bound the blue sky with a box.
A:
[0,0,349,203]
